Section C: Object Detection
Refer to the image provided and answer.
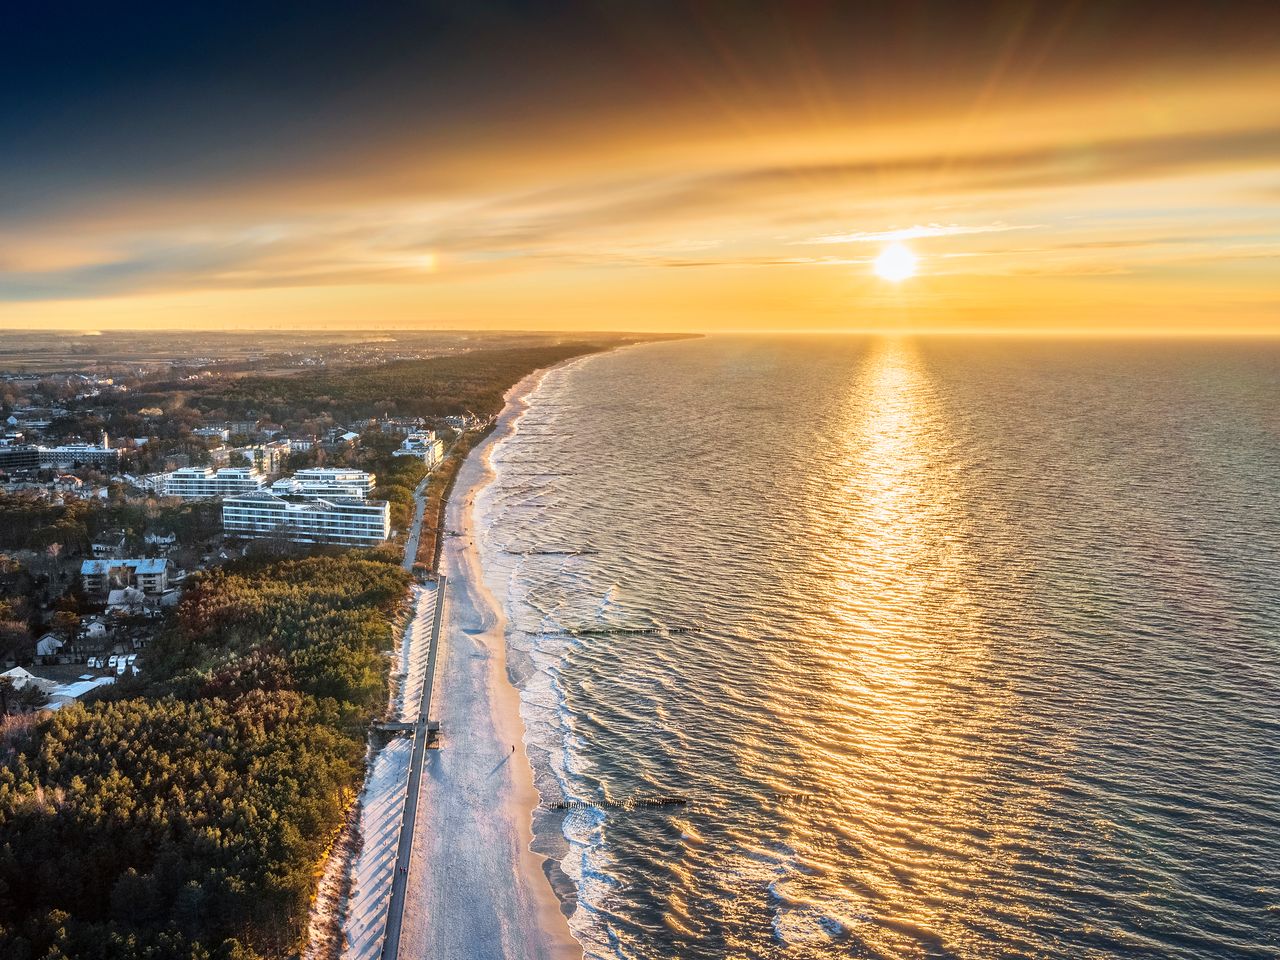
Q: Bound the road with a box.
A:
[400,472,433,572]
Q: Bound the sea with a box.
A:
[471,335,1280,960]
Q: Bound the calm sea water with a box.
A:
[473,336,1280,960]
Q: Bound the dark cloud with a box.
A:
[4,1,1280,223]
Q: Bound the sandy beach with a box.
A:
[396,369,581,960]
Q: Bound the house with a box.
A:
[81,617,109,640]
[92,530,128,558]
[35,633,65,659]
[383,418,427,436]
[0,666,41,689]
[80,559,169,595]
[44,675,117,711]
[444,413,481,431]
[107,587,147,614]
[52,474,85,494]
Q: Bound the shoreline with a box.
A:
[397,359,589,959]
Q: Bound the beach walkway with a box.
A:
[380,576,446,960]
[341,578,439,960]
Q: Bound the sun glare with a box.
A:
[873,243,917,282]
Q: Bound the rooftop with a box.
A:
[80,558,167,575]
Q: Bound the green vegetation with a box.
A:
[0,493,220,554]
[415,426,490,572]
[360,433,429,532]
[0,552,410,960]
[185,344,603,424]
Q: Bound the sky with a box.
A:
[1,1,1279,334]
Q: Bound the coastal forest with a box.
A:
[0,552,410,960]
[151,343,606,426]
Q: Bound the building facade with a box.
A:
[222,493,390,546]
[0,445,40,473]
[39,442,122,469]
[270,467,376,500]
[230,440,291,475]
[80,558,169,595]
[161,465,265,499]
[392,431,444,467]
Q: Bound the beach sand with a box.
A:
[397,370,581,960]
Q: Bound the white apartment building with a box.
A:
[269,467,376,500]
[222,493,390,547]
[392,431,444,467]
[162,465,265,499]
[39,438,122,469]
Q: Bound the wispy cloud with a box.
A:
[794,222,1038,245]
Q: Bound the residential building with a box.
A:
[192,426,230,441]
[270,467,376,500]
[224,440,291,475]
[222,492,390,546]
[39,436,121,469]
[160,465,265,499]
[392,431,444,467]
[0,445,40,473]
[383,417,426,436]
[91,531,128,558]
[80,558,169,595]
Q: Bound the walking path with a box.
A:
[380,577,446,960]
[341,463,441,960]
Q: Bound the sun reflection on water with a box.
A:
[768,338,1045,956]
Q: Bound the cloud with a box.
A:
[795,222,1037,245]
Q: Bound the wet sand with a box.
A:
[397,370,581,960]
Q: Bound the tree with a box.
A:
[0,621,31,662]
[51,611,81,640]
[15,685,48,712]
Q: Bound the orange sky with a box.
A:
[1,4,1278,335]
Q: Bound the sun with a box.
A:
[873,242,917,282]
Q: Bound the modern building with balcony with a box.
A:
[269,467,376,500]
[161,465,265,499]
[222,492,390,547]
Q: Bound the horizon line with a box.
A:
[1,325,1278,341]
